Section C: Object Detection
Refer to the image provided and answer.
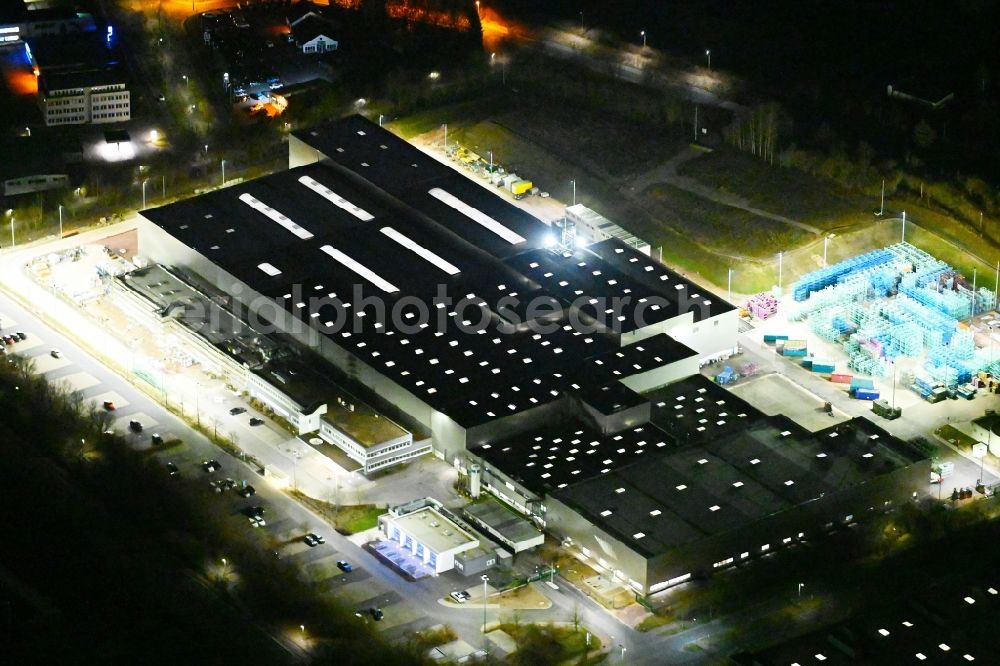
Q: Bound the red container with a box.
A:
[830,373,853,384]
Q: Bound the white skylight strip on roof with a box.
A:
[258,262,282,276]
[428,187,526,245]
[297,176,374,221]
[319,244,399,293]
[380,226,460,275]
[238,193,314,240]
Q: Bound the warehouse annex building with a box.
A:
[471,374,927,595]
[138,114,738,465]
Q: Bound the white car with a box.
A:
[249,515,266,528]
[449,591,471,603]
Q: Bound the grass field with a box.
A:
[677,151,871,231]
[639,183,812,258]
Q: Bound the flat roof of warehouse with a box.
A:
[647,373,766,444]
[142,119,729,430]
[472,421,675,495]
[292,114,552,259]
[551,417,925,559]
[739,578,1000,665]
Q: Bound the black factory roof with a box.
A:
[142,118,723,429]
[550,416,925,559]
[293,114,552,259]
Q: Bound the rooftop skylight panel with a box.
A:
[238,193,313,240]
[257,262,282,276]
[381,226,460,274]
[428,187,526,244]
[297,175,375,221]
[318,245,399,293]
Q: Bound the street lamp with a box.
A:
[141,178,150,209]
[182,74,188,89]
[9,215,14,248]
[58,204,63,238]
[706,49,711,69]
[901,210,907,243]
[640,30,646,48]
[728,268,733,302]
[570,179,576,206]
[778,251,784,292]
[221,159,227,186]
[481,574,489,636]
[823,233,835,266]
[798,582,804,598]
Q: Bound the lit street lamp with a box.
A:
[640,30,646,48]
[798,582,804,598]
[706,49,711,69]
[141,178,150,209]
[221,159,227,186]
[823,233,835,266]
[481,574,489,638]
[570,179,576,206]
[182,74,188,89]
[778,251,784,292]
[58,204,63,238]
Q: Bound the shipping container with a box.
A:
[830,373,853,384]
[854,388,880,400]
[763,334,790,344]
[850,378,875,390]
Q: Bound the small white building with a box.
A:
[290,14,338,54]
[379,499,479,574]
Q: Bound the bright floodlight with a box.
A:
[543,233,557,248]
[575,235,588,248]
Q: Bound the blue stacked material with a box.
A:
[791,248,895,302]
[912,374,937,398]
[832,316,854,335]
[895,295,958,344]
[850,377,875,390]
[898,283,971,319]
[924,349,975,386]
[868,270,897,297]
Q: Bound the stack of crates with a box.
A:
[791,248,895,302]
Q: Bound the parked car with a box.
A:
[202,459,221,473]
[336,560,352,572]
[103,401,116,411]
[16,332,26,340]
[244,506,265,519]
[50,348,61,358]
[238,485,256,497]
[449,591,471,603]
[151,433,163,445]
[370,608,383,621]
[304,534,319,547]
[165,462,179,477]
[249,417,264,426]
[129,420,143,433]
[248,515,266,528]
[229,407,247,416]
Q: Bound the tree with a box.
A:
[913,120,937,148]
